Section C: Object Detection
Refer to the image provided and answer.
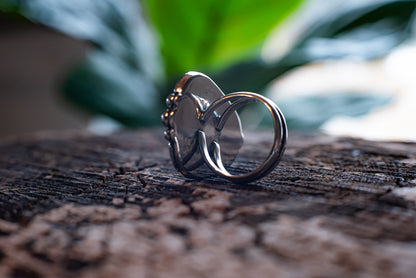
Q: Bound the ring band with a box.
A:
[162,71,287,183]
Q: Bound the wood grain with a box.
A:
[0,129,415,278]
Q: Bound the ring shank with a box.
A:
[198,92,287,183]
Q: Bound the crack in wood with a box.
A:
[0,130,416,277]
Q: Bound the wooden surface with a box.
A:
[0,129,416,278]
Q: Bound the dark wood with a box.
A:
[0,129,416,278]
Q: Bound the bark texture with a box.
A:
[0,129,416,278]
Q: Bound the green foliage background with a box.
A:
[1,0,416,129]
[142,0,301,76]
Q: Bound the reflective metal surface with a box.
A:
[162,72,243,178]
[162,71,287,183]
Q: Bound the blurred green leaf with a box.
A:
[215,0,416,93]
[63,51,160,126]
[143,0,303,77]
[10,0,162,80]
[278,93,392,130]
[0,1,17,12]
[280,0,416,65]
[8,0,163,126]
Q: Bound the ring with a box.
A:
[162,71,287,183]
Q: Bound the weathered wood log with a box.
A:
[0,129,416,278]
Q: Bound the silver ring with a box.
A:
[162,71,287,183]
